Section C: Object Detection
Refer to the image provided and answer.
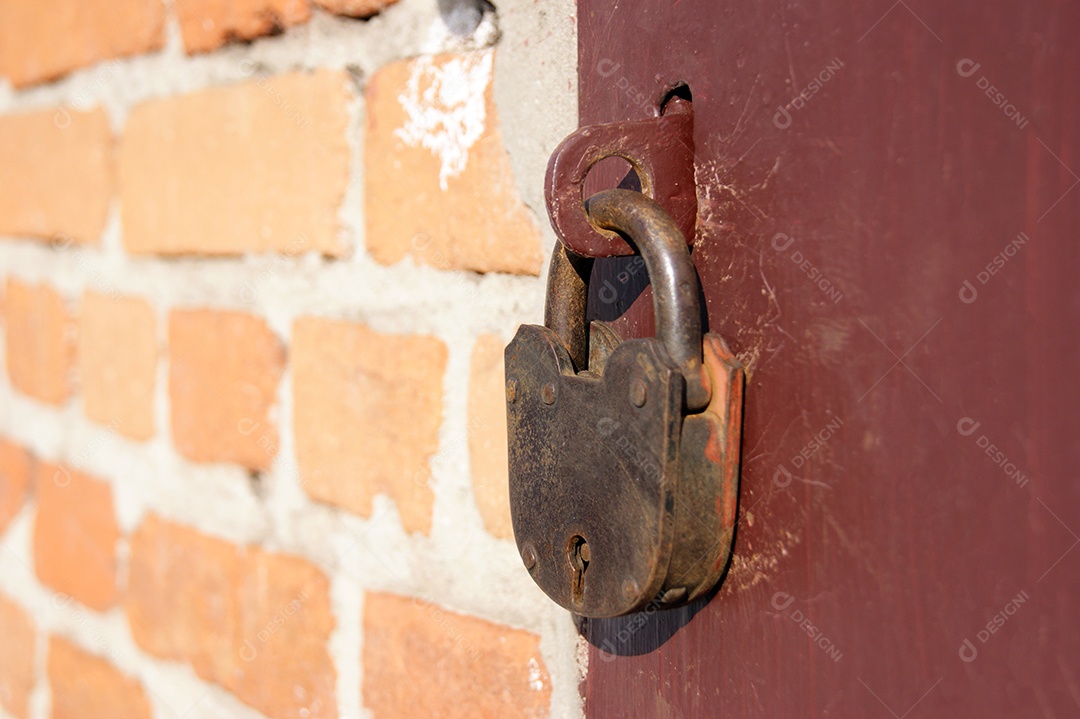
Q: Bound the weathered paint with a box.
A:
[579,1,1080,716]
[394,50,493,190]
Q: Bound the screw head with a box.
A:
[622,578,640,602]
[521,543,537,570]
[506,378,518,403]
[541,383,556,405]
[629,379,648,407]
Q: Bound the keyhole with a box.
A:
[568,535,590,605]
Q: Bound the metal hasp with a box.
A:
[505,182,744,618]
[545,96,697,258]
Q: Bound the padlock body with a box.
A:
[506,323,684,618]
[659,334,744,606]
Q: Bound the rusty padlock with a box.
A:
[505,188,743,618]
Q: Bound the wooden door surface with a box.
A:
[576,1,1080,716]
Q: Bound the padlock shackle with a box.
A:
[543,244,593,372]
[584,189,709,411]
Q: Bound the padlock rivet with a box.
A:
[622,578,640,601]
[541,383,556,405]
[521,543,537,570]
[629,379,648,407]
[506,378,518,403]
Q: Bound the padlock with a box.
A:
[505,188,744,618]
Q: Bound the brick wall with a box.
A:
[0,1,582,717]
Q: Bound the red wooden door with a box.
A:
[576,1,1080,716]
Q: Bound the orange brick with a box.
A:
[33,462,119,611]
[48,637,151,719]
[234,551,337,719]
[125,515,238,685]
[0,0,164,88]
[0,594,35,719]
[363,592,551,719]
[365,51,544,275]
[5,279,74,406]
[0,440,33,535]
[314,0,400,17]
[293,317,446,534]
[78,292,157,441]
[177,0,311,54]
[0,107,112,245]
[468,335,512,539]
[169,309,284,470]
[120,71,350,256]
[126,514,337,719]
